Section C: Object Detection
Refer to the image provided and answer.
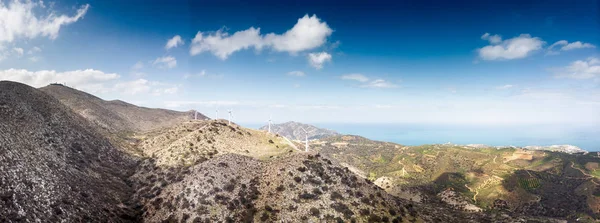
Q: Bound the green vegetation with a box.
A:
[518,177,540,191]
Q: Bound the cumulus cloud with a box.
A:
[307,52,331,69]
[287,71,305,77]
[0,68,177,95]
[496,84,514,90]
[190,14,332,60]
[547,40,595,55]
[152,56,177,69]
[0,68,119,92]
[131,61,144,70]
[165,35,184,50]
[0,1,89,43]
[113,79,178,95]
[481,33,502,44]
[164,100,241,108]
[12,47,23,56]
[478,34,545,60]
[27,46,41,54]
[362,79,398,88]
[341,73,369,82]
[553,57,600,79]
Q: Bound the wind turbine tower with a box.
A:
[194,111,198,120]
[299,127,309,152]
[268,115,272,133]
[228,109,233,125]
[215,109,219,120]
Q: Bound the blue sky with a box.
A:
[0,0,599,126]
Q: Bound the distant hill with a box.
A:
[0,81,138,222]
[313,135,600,221]
[259,121,339,140]
[39,84,201,134]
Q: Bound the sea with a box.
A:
[241,123,600,152]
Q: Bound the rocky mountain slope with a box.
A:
[136,120,296,166]
[0,81,583,222]
[313,134,600,221]
[40,84,197,134]
[0,81,138,222]
[259,121,339,140]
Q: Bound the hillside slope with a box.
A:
[314,134,600,221]
[136,120,297,166]
[131,153,551,222]
[259,121,339,140]
[0,81,138,222]
[39,84,198,134]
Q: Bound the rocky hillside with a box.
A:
[0,81,582,222]
[130,152,552,222]
[136,120,297,166]
[0,81,138,222]
[40,84,198,134]
[259,121,339,140]
[314,134,600,221]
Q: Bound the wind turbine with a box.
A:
[299,127,308,152]
[215,108,219,120]
[194,110,198,120]
[268,115,272,133]
[228,109,233,124]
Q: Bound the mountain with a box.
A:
[39,84,199,134]
[259,121,339,140]
[0,81,138,222]
[313,134,600,221]
[0,81,584,222]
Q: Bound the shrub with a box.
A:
[331,203,354,219]
[294,177,302,183]
[310,207,320,217]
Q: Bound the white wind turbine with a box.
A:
[268,115,272,133]
[299,127,308,152]
[215,108,219,120]
[194,110,198,120]
[228,109,233,124]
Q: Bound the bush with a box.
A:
[310,207,320,217]
[331,203,354,219]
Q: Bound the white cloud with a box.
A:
[287,71,305,77]
[164,100,240,108]
[114,79,178,95]
[361,79,398,88]
[553,57,600,79]
[12,47,23,57]
[0,68,177,95]
[547,40,595,55]
[152,56,177,69]
[341,73,369,82]
[27,46,41,54]
[496,84,514,90]
[264,14,333,53]
[190,14,332,60]
[481,33,502,44]
[28,56,39,62]
[0,1,89,43]
[131,61,144,70]
[478,34,544,60]
[0,68,119,92]
[190,27,263,60]
[307,52,331,69]
[165,35,184,50]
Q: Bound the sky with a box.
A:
[0,0,599,126]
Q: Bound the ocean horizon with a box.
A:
[241,123,600,152]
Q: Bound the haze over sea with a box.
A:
[243,123,600,152]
